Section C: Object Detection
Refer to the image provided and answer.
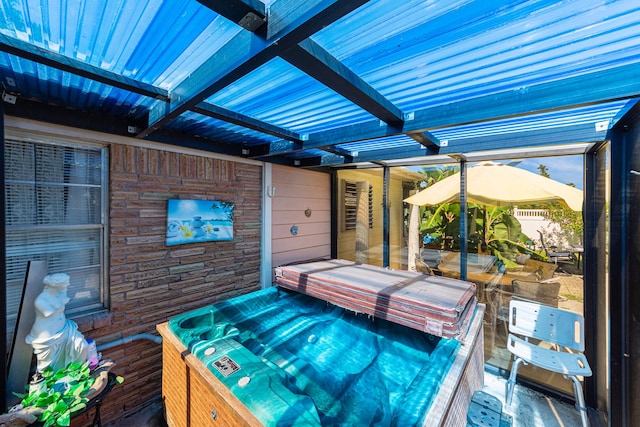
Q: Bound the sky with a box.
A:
[512,155,583,190]
[412,154,585,191]
[167,199,234,221]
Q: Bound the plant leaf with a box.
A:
[53,400,68,413]
[21,394,35,406]
[43,415,56,427]
[36,394,56,408]
[56,411,71,426]
[66,362,82,371]
[69,383,85,397]
[69,402,86,413]
[40,409,52,422]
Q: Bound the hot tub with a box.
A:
[158,286,484,426]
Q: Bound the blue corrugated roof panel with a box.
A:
[168,111,280,147]
[0,1,238,89]
[326,100,632,163]
[315,0,640,112]
[206,57,377,134]
[337,134,418,154]
[0,0,637,165]
[0,52,155,118]
[431,100,633,141]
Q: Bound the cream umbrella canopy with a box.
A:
[403,161,583,211]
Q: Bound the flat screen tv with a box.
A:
[166,199,234,246]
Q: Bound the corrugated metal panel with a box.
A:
[0,52,154,118]
[315,0,640,111]
[330,100,631,160]
[431,100,632,140]
[0,0,638,164]
[0,1,233,89]
[168,112,280,146]
[206,57,377,134]
[337,134,418,154]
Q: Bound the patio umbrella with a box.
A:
[403,161,583,211]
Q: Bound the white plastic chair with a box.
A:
[505,299,592,427]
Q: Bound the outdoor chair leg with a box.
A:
[568,374,590,427]
[505,357,525,406]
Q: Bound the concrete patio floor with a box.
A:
[110,368,598,427]
[482,369,599,427]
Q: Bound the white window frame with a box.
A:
[4,132,109,340]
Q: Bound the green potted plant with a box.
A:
[11,361,123,427]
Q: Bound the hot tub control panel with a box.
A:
[212,356,240,377]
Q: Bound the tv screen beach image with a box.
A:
[166,199,234,246]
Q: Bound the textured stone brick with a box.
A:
[125,235,165,245]
[137,274,180,289]
[169,246,206,258]
[110,207,142,218]
[168,262,205,274]
[125,250,169,263]
[124,267,170,280]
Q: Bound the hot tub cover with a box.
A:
[275,259,477,339]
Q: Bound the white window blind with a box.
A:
[5,138,108,340]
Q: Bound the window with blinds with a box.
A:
[5,138,108,340]
[343,180,373,231]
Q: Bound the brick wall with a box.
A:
[72,144,263,425]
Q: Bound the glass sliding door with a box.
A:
[387,156,586,396]
[337,154,588,396]
[393,163,461,275]
[389,164,460,272]
[474,156,585,396]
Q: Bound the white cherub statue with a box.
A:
[25,273,89,372]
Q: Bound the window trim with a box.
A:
[4,130,110,317]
